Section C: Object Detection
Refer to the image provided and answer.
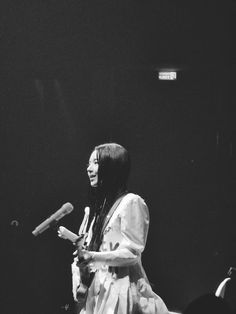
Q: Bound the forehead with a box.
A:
[89,150,98,161]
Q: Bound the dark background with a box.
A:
[1,1,235,313]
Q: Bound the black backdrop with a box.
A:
[1,1,235,314]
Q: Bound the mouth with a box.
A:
[89,175,97,182]
[89,175,98,186]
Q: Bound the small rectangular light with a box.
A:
[158,71,177,80]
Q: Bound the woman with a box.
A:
[70,143,169,314]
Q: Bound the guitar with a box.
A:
[58,226,94,302]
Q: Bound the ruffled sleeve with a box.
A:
[91,194,150,267]
[120,195,149,253]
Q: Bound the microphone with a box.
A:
[32,202,74,236]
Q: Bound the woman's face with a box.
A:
[87,150,99,187]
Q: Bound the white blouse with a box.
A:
[72,193,169,314]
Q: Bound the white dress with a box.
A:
[72,193,169,314]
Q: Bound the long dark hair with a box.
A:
[88,143,131,251]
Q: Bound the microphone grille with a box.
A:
[62,202,74,214]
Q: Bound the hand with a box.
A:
[76,250,94,268]
[72,241,87,259]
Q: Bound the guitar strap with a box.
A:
[101,192,128,236]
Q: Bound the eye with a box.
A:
[87,159,99,167]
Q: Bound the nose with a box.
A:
[87,163,93,173]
